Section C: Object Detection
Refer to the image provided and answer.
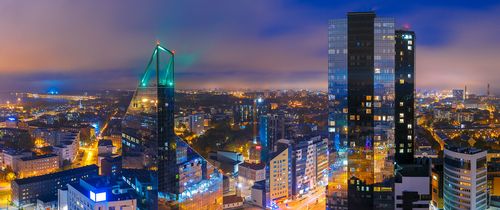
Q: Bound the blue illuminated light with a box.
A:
[402,34,413,40]
[7,117,16,121]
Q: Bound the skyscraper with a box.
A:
[259,113,285,162]
[394,30,415,164]
[328,12,396,209]
[121,43,223,209]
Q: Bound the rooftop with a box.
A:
[13,165,98,185]
[239,162,265,170]
[446,147,485,155]
[20,153,57,161]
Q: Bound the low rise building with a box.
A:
[16,154,59,178]
[11,165,98,207]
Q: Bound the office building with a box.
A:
[189,113,205,135]
[121,44,223,209]
[395,29,415,164]
[443,147,488,210]
[328,12,396,209]
[453,89,465,101]
[268,145,290,204]
[11,165,98,207]
[16,154,59,178]
[278,136,328,198]
[259,113,285,162]
[59,177,137,210]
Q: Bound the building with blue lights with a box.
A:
[59,177,137,210]
[328,12,396,209]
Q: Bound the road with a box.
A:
[278,187,326,210]
[0,182,11,208]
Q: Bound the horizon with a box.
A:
[1,1,500,93]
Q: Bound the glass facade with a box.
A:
[121,44,223,210]
[328,12,395,210]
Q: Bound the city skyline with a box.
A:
[1,1,500,93]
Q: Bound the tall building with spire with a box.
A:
[121,43,223,210]
[328,12,396,209]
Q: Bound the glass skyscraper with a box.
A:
[121,43,223,210]
[327,12,396,210]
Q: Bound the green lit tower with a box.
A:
[121,42,223,209]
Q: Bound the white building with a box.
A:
[444,147,488,210]
[59,177,137,210]
[53,131,80,163]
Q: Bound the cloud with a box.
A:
[0,0,499,93]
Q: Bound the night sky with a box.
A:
[1,0,500,94]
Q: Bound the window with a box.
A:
[407,46,412,50]
[399,79,405,84]
[399,102,404,107]
[408,74,412,78]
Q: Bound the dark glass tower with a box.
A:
[394,30,415,165]
[121,43,223,210]
[328,12,395,210]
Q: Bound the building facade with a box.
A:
[11,165,98,207]
[328,12,396,209]
[394,30,415,165]
[121,44,223,209]
[443,148,488,210]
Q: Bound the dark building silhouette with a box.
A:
[395,30,416,164]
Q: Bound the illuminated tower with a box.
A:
[328,12,395,209]
[394,30,415,164]
[121,43,222,210]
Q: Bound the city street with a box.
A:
[279,188,326,210]
[0,182,11,208]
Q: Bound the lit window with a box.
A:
[399,79,405,84]
[399,119,404,123]
[407,46,412,50]
[366,96,372,101]
[408,74,411,78]
[374,68,381,74]
[399,113,404,118]
[366,109,372,114]
[399,102,404,107]
[407,124,412,129]
[408,40,413,45]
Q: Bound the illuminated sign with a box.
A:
[402,34,413,40]
[7,117,16,121]
[90,191,107,202]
